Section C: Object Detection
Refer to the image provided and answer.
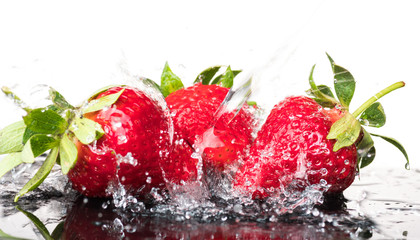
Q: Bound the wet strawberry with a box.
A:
[158,63,256,184]
[166,83,255,171]
[162,132,198,185]
[0,83,171,201]
[235,96,357,197]
[68,86,171,197]
[235,54,408,198]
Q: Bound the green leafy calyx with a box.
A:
[307,54,408,171]
[0,85,124,201]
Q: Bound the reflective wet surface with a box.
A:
[1,160,419,240]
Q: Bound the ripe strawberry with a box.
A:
[235,96,357,198]
[68,86,171,197]
[0,83,172,201]
[166,83,255,170]
[159,63,256,184]
[235,54,408,198]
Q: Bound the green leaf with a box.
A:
[327,112,361,151]
[22,127,37,144]
[59,133,78,174]
[359,102,386,128]
[88,84,123,100]
[220,66,234,88]
[0,153,23,179]
[0,121,26,154]
[69,117,104,145]
[23,108,67,135]
[356,128,374,153]
[21,134,59,163]
[16,206,53,240]
[0,228,30,240]
[316,85,335,98]
[141,77,161,92]
[49,87,74,110]
[194,66,221,85]
[21,139,35,163]
[306,64,339,108]
[247,101,257,107]
[326,53,356,108]
[14,147,59,202]
[356,128,376,170]
[51,221,65,240]
[211,69,242,86]
[160,62,184,97]
[360,146,376,168]
[370,133,410,169]
[83,89,125,114]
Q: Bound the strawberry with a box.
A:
[166,83,255,169]
[235,54,409,198]
[159,63,256,184]
[0,83,172,201]
[68,86,171,197]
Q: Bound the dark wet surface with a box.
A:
[1,163,419,240]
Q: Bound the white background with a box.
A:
[0,0,418,170]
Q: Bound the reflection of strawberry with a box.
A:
[62,197,357,240]
[235,55,408,198]
[68,86,171,197]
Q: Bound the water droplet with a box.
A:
[118,135,128,144]
[269,215,278,222]
[113,218,124,232]
[233,204,243,213]
[312,208,320,216]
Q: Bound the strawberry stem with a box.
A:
[352,81,405,118]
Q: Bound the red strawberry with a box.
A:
[162,132,198,185]
[235,96,357,198]
[68,86,171,197]
[0,83,172,201]
[235,54,408,198]
[166,83,255,171]
[158,63,256,185]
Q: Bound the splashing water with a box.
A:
[1,79,419,239]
